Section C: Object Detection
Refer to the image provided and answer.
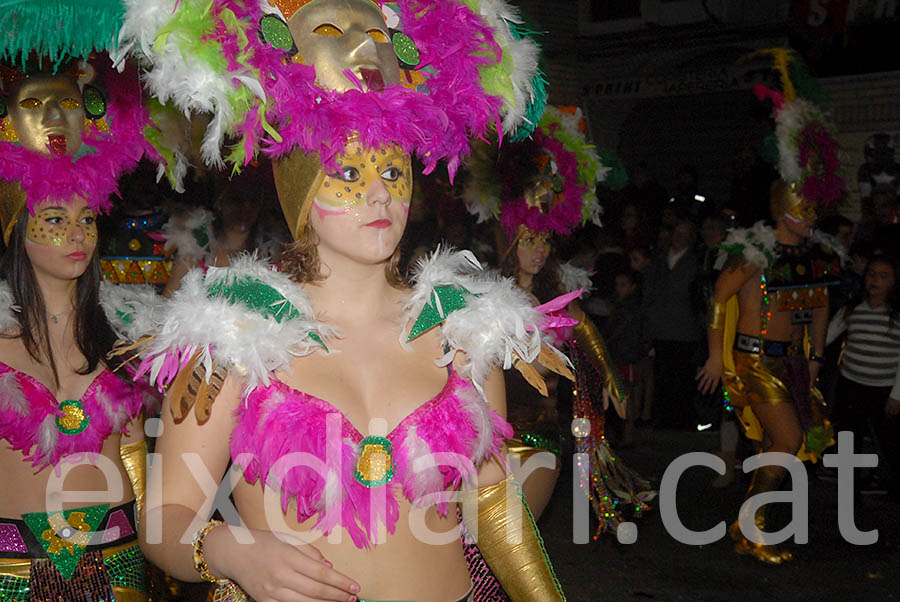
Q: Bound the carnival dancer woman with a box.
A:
[465,106,655,535]
[697,48,842,565]
[119,0,567,600]
[0,5,160,598]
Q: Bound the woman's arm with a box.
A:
[141,373,359,602]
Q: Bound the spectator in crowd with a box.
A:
[826,255,900,499]
[642,218,702,428]
[605,270,644,446]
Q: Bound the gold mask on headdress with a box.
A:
[286,0,400,92]
[1,74,86,243]
[770,179,815,223]
[6,74,85,156]
[273,0,406,240]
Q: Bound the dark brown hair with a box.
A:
[0,216,118,386]
[279,223,406,287]
[501,239,564,304]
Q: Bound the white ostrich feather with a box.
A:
[0,372,28,416]
[558,262,593,298]
[37,415,58,459]
[403,426,445,503]
[774,98,829,186]
[143,254,335,394]
[117,0,252,168]
[809,229,848,266]
[472,0,541,134]
[95,385,132,433]
[0,281,20,333]
[100,281,165,342]
[161,207,215,261]
[718,221,777,269]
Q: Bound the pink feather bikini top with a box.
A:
[230,367,513,549]
[0,362,155,471]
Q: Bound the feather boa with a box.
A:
[119,0,541,182]
[160,207,216,262]
[231,369,511,549]
[99,281,165,343]
[0,363,155,471]
[0,59,156,214]
[404,247,549,397]
[717,221,777,269]
[135,254,334,395]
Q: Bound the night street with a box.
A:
[541,426,900,602]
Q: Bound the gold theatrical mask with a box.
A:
[286,0,401,92]
[6,74,85,157]
[770,179,815,223]
[273,140,412,239]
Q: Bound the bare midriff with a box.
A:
[234,481,472,602]
[0,434,134,516]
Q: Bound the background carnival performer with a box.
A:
[464,106,656,537]
[697,49,842,565]
[0,2,160,599]
[117,0,568,600]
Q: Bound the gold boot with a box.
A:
[729,466,793,565]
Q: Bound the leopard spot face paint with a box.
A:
[312,141,411,219]
[26,206,98,248]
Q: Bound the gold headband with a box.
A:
[272,0,381,21]
[271,150,326,240]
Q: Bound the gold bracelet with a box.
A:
[192,521,248,602]
[709,301,726,330]
[192,520,226,583]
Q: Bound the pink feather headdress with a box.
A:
[119,0,545,181]
[0,56,156,222]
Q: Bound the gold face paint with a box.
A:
[6,74,84,156]
[313,142,411,219]
[517,226,551,250]
[26,206,98,247]
[287,0,401,92]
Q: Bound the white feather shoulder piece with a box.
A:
[100,281,166,342]
[558,262,593,298]
[138,254,334,393]
[716,221,777,270]
[161,207,215,262]
[404,247,545,397]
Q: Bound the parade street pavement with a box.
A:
[540,425,900,602]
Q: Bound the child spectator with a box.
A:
[827,255,900,499]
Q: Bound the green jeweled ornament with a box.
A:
[56,400,90,435]
[392,31,419,68]
[259,14,296,53]
[21,504,109,580]
[406,285,470,341]
[82,85,106,120]
[207,276,301,323]
[354,436,395,488]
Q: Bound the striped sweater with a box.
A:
[827,301,900,397]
